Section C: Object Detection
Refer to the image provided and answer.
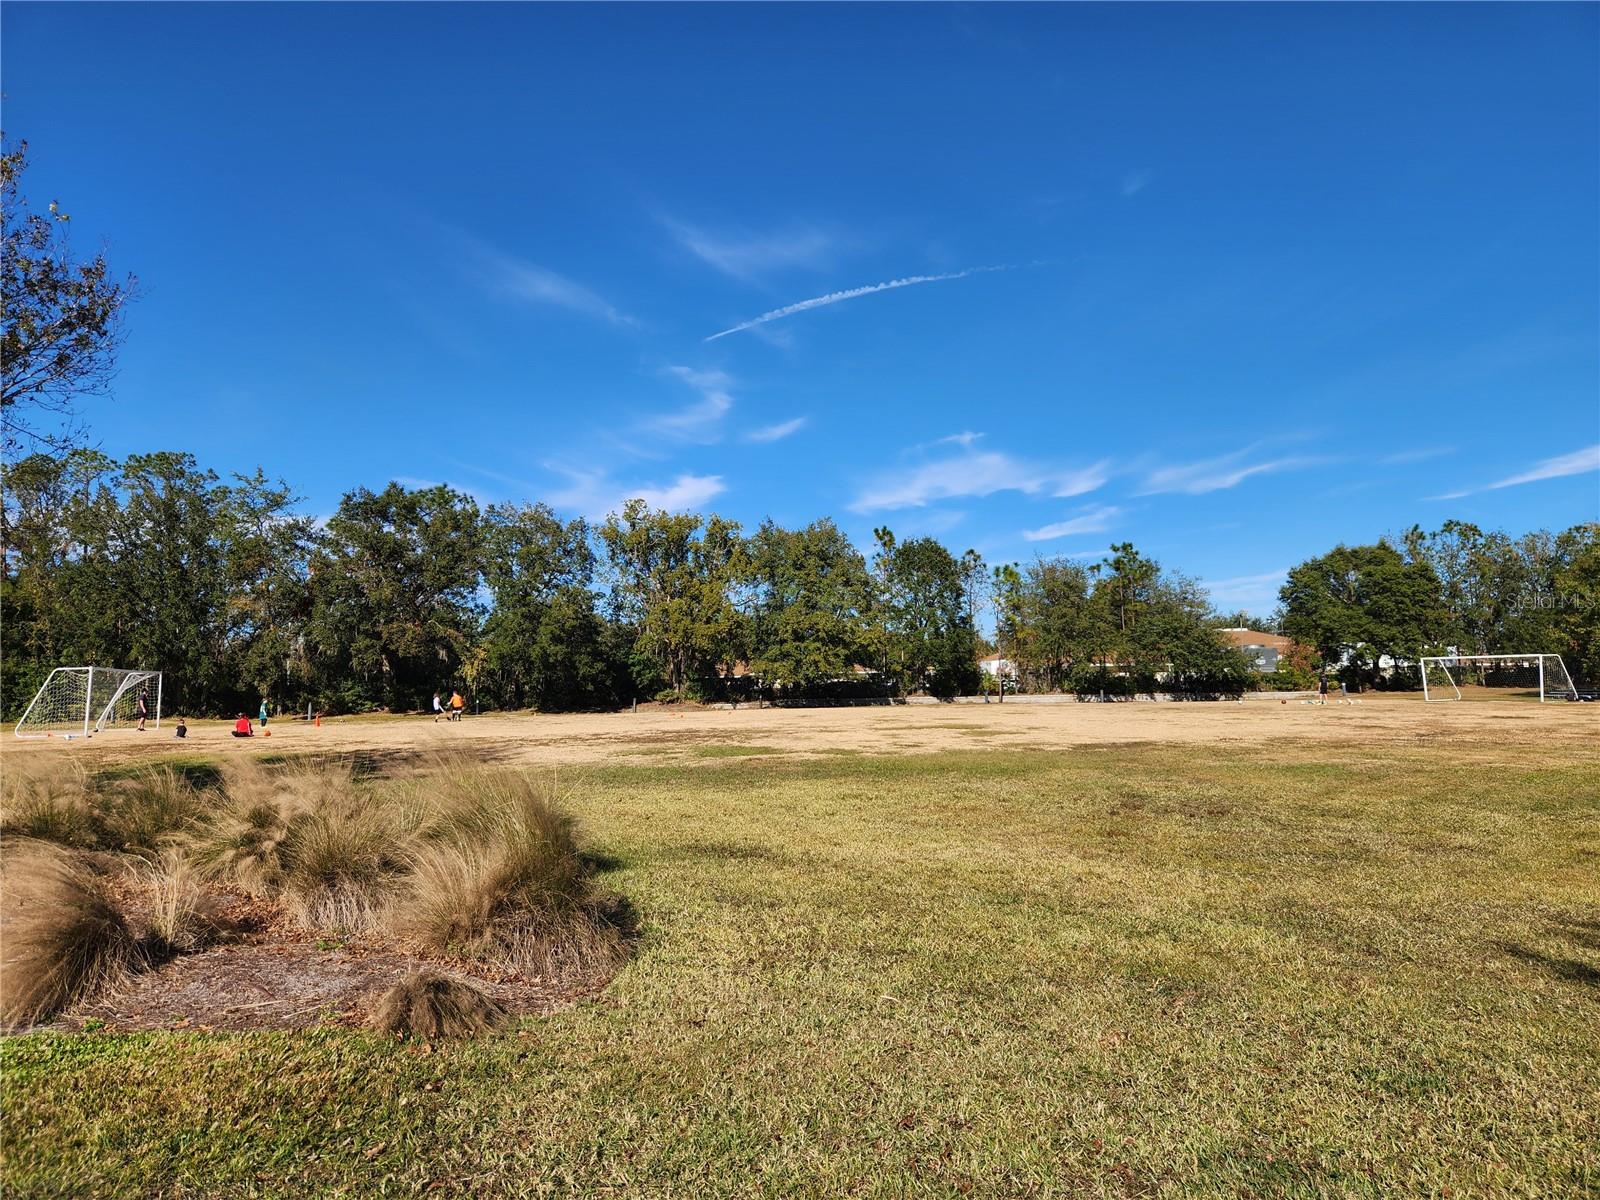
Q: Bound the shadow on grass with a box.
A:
[1499,941,1600,989]
[93,759,223,790]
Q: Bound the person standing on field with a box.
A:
[136,687,149,731]
[259,697,269,728]
[432,692,444,722]
[450,690,465,721]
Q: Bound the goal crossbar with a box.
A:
[13,667,164,738]
[1420,654,1575,703]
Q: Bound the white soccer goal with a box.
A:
[13,667,163,739]
[1420,654,1576,703]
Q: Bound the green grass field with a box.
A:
[4,740,1597,1198]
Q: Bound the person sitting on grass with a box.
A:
[232,713,254,738]
[174,717,188,739]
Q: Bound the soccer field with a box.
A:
[9,690,1599,768]
[2,701,1597,1197]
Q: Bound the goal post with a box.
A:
[13,667,163,738]
[1420,654,1576,703]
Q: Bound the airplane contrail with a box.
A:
[704,265,1012,341]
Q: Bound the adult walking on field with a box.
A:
[136,686,150,731]
[450,690,465,721]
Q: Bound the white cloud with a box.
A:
[1139,448,1316,495]
[849,448,1111,512]
[746,417,807,444]
[1121,170,1152,197]
[1201,569,1289,614]
[937,431,984,448]
[1053,460,1113,497]
[665,219,833,282]
[1022,505,1122,542]
[634,473,727,512]
[546,466,726,519]
[1433,443,1600,499]
[706,265,1012,342]
[455,230,635,327]
[651,366,735,441]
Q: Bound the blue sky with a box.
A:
[4,2,1597,614]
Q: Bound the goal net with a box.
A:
[1419,654,1575,703]
[13,667,163,739]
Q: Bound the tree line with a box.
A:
[4,448,1595,718]
[1281,521,1599,689]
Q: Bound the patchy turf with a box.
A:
[690,744,784,758]
[3,740,1597,1198]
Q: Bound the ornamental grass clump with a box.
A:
[188,759,338,894]
[278,791,415,933]
[0,840,141,1027]
[367,970,508,1039]
[138,849,216,955]
[0,758,97,849]
[397,767,624,976]
[96,767,207,858]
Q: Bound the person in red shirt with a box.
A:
[232,714,254,738]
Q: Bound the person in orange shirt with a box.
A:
[449,691,465,722]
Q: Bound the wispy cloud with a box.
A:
[1202,569,1289,614]
[651,366,735,441]
[1139,448,1317,495]
[1380,446,1455,466]
[1431,443,1600,500]
[1053,461,1114,498]
[1022,505,1122,542]
[545,466,726,519]
[937,431,984,449]
[850,447,1111,512]
[745,417,807,444]
[1121,170,1152,197]
[665,218,833,282]
[706,265,1012,342]
[457,230,636,327]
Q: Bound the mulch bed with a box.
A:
[33,888,611,1035]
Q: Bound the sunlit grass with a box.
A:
[3,741,1596,1197]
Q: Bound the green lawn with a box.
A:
[4,742,1597,1198]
